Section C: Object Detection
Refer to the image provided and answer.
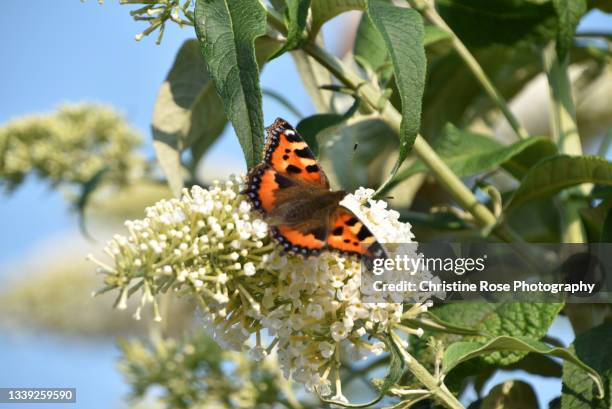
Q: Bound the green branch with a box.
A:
[543,43,587,244]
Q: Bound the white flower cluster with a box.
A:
[91,176,275,326]
[92,181,430,400]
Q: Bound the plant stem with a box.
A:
[390,332,464,409]
[407,0,529,140]
[543,43,588,244]
[542,44,604,334]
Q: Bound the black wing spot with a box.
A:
[286,164,302,174]
[357,225,372,241]
[284,149,291,153]
[274,173,295,189]
[353,241,359,246]
[294,147,315,159]
[282,154,290,160]
[309,226,327,241]
[345,217,359,226]
[343,239,350,243]
[332,226,343,236]
[305,164,319,173]
[284,132,302,143]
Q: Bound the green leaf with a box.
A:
[436,0,558,48]
[552,0,587,60]
[354,16,449,79]
[423,25,453,47]
[507,199,561,242]
[443,336,603,399]
[580,199,612,242]
[387,125,556,191]
[505,155,612,212]
[295,98,360,156]
[324,116,397,191]
[296,114,340,157]
[194,0,268,169]
[431,302,563,365]
[272,0,311,58]
[354,13,389,75]
[561,322,612,408]
[366,0,426,185]
[481,380,539,409]
[152,39,228,190]
[310,0,365,38]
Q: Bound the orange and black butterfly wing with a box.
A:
[244,164,285,216]
[244,165,328,255]
[327,207,387,259]
[271,223,327,255]
[262,117,329,187]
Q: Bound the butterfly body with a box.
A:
[243,118,385,259]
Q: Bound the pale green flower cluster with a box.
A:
[91,179,430,400]
[119,330,293,409]
[0,103,143,193]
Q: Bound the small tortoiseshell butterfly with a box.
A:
[243,118,386,260]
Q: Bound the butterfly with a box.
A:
[243,117,386,260]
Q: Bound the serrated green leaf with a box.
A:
[272,0,311,58]
[505,155,612,212]
[310,0,366,38]
[386,125,556,192]
[553,0,587,60]
[561,323,612,409]
[366,0,426,187]
[436,0,558,48]
[443,336,603,399]
[431,302,563,365]
[194,0,268,169]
